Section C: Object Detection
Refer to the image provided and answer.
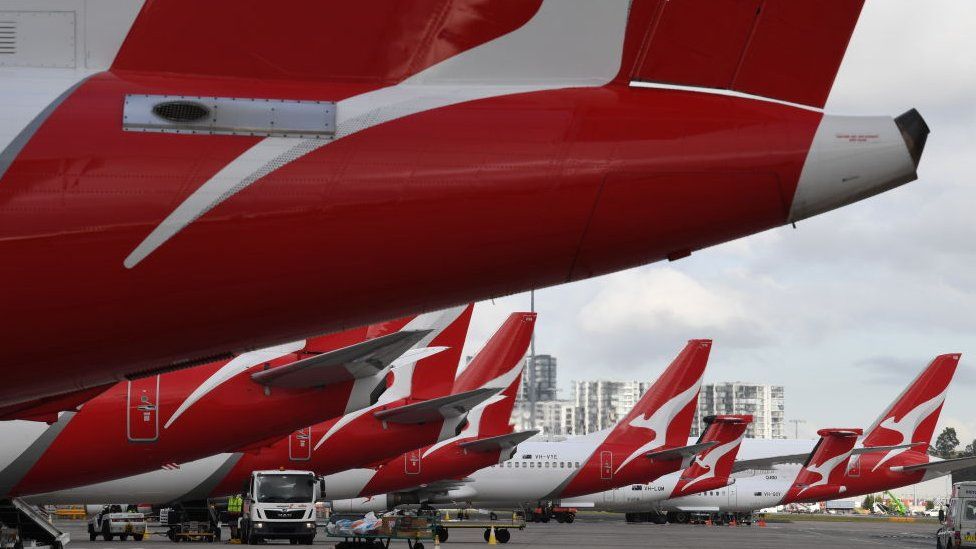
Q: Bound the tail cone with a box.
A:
[895,108,930,168]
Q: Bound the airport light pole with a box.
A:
[789,419,807,439]
[528,290,536,429]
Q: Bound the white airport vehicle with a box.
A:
[239,470,322,545]
[86,505,147,541]
[938,482,976,549]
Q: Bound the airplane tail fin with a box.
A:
[453,312,536,394]
[117,2,861,109]
[785,428,862,503]
[375,306,474,403]
[862,353,961,450]
[670,415,751,498]
[422,353,526,460]
[606,340,712,473]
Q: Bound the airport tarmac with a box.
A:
[54,516,936,549]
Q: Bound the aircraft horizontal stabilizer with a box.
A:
[413,478,475,497]
[459,430,539,454]
[645,441,717,461]
[373,388,497,425]
[251,329,431,388]
[732,443,919,473]
[0,383,114,422]
[851,443,918,455]
[890,456,976,475]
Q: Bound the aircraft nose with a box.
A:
[787,110,928,223]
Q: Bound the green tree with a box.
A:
[964,439,976,457]
[862,494,875,511]
[933,427,960,458]
[926,500,935,511]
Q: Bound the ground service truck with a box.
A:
[239,470,322,545]
[938,482,976,549]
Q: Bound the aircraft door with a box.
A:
[405,449,421,475]
[127,376,160,442]
[728,484,736,509]
[600,451,613,480]
[289,427,312,461]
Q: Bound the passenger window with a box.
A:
[515,462,520,468]
[545,462,550,468]
[576,462,581,468]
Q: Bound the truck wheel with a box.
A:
[540,514,550,523]
[303,535,315,545]
[436,526,448,543]
[414,543,424,549]
[120,533,129,541]
[483,529,490,542]
[496,529,511,544]
[103,523,114,541]
[89,524,97,541]
[565,513,575,524]
[133,534,144,541]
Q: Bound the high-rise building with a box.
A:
[512,400,580,436]
[572,380,652,433]
[692,382,785,439]
[520,354,558,403]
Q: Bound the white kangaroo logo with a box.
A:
[797,445,853,496]
[614,376,703,474]
[678,433,745,494]
[869,386,948,472]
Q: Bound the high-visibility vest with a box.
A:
[228,496,243,513]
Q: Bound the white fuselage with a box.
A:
[428,436,815,510]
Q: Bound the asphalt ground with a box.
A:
[53,516,937,549]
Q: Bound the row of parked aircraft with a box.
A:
[0,304,970,528]
[0,0,929,425]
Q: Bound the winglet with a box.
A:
[251,329,431,388]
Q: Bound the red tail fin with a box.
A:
[605,340,712,473]
[862,354,960,458]
[785,428,862,503]
[670,414,751,498]
[453,312,536,393]
[406,305,474,400]
[377,306,474,402]
[461,359,525,441]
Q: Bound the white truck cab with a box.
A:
[938,482,976,549]
[239,470,323,545]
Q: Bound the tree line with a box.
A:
[931,427,976,458]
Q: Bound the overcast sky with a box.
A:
[458,1,976,497]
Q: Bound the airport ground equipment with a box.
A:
[239,470,321,545]
[87,505,147,541]
[524,503,575,524]
[884,490,909,516]
[937,482,976,548]
[0,498,68,549]
[435,509,524,543]
[326,512,436,549]
[162,501,221,543]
